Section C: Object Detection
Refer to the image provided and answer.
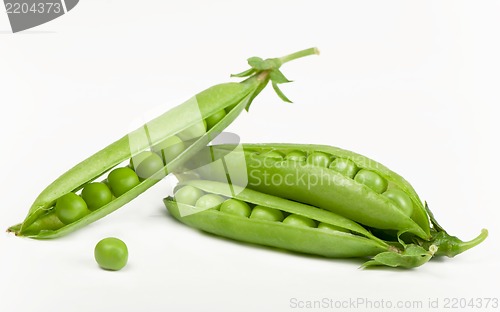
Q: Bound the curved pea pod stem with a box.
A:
[8,48,319,239]
[184,143,432,240]
[165,180,438,268]
[416,203,488,258]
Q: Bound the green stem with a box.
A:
[455,229,488,254]
[279,47,320,64]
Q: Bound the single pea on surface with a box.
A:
[55,193,90,224]
[94,237,128,271]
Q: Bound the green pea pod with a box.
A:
[8,48,319,239]
[165,180,437,268]
[184,143,487,257]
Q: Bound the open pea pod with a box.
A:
[165,180,437,268]
[8,48,319,239]
[184,144,487,257]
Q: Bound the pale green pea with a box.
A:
[220,199,251,217]
[283,214,316,228]
[250,206,284,222]
[195,194,225,211]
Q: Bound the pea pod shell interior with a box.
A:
[166,180,389,258]
[187,144,431,240]
[18,79,262,236]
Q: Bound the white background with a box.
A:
[1,1,498,311]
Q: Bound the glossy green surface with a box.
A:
[152,136,186,165]
[383,188,413,216]
[329,158,358,178]
[306,152,331,167]
[285,150,306,162]
[190,144,431,239]
[250,206,284,222]
[195,194,225,210]
[174,185,205,206]
[55,193,89,224]
[354,169,388,194]
[206,109,227,129]
[5,48,317,238]
[283,214,316,228]
[318,222,350,233]
[107,167,140,197]
[81,182,113,211]
[220,199,251,217]
[136,153,165,180]
[94,237,128,271]
[165,180,389,259]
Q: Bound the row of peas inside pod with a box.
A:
[21,109,230,236]
[257,149,414,217]
[185,143,488,260]
[175,184,349,231]
[167,180,394,259]
[186,143,429,239]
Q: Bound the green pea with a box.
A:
[195,194,225,211]
[55,193,90,224]
[206,109,227,130]
[152,135,186,164]
[329,158,359,179]
[250,205,284,222]
[174,186,205,206]
[282,214,316,228]
[261,150,284,160]
[107,167,140,197]
[94,237,128,271]
[220,199,251,217]
[383,189,414,216]
[134,152,164,179]
[306,152,331,167]
[178,120,207,141]
[81,182,113,211]
[285,150,307,162]
[318,222,350,233]
[354,169,388,193]
[129,151,153,170]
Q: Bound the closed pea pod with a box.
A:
[8,48,319,238]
